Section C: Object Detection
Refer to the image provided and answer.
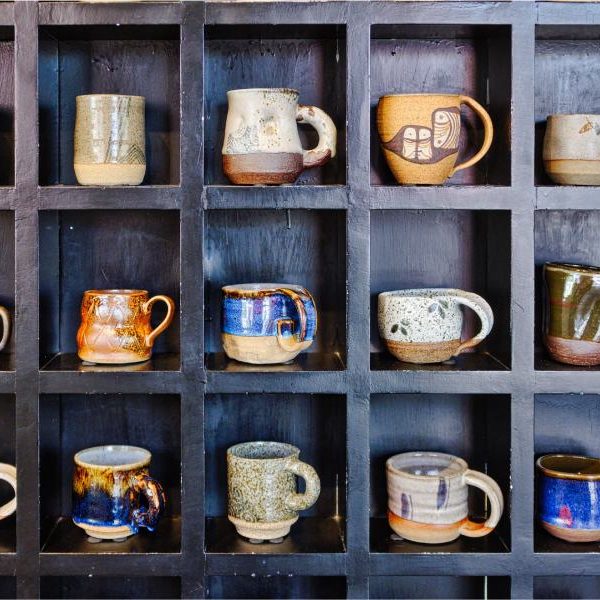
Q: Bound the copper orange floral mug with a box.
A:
[76,289,175,364]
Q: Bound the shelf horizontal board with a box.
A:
[535,370,600,394]
[38,186,181,211]
[206,351,345,372]
[535,525,600,555]
[0,189,14,211]
[206,516,346,555]
[536,187,600,210]
[371,352,509,372]
[205,185,348,210]
[0,4,12,28]
[537,3,600,27]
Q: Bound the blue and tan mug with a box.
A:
[537,454,600,543]
[221,283,317,364]
[72,445,166,542]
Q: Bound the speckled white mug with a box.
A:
[378,288,494,364]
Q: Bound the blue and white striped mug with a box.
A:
[221,283,317,365]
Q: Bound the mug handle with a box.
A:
[450,95,494,176]
[296,105,337,169]
[0,463,16,520]
[0,307,10,352]
[131,474,166,531]
[458,469,504,538]
[450,291,494,356]
[273,287,315,354]
[143,295,176,347]
[284,458,321,512]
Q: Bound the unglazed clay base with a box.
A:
[78,348,152,365]
[545,160,600,186]
[73,521,134,542]
[541,520,600,543]
[388,511,461,544]
[383,338,461,364]
[545,335,600,366]
[223,153,303,185]
[222,332,310,365]
[74,163,146,186]
[228,514,298,542]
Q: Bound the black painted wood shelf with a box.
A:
[0,1,598,599]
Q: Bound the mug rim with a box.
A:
[76,94,145,101]
[228,441,300,462]
[379,93,459,99]
[83,289,148,296]
[74,444,151,470]
[544,262,600,275]
[386,451,468,479]
[547,113,600,120]
[379,287,462,300]
[227,88,299,96]
[536,454,600,481]
[223,283,307,295]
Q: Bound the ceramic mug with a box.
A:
[221,284,317,365]
[0,463,16,520]
[387,452,504,544]
[377,93,493,185]
[537,454,600,543]
[543,114,600,185]
[74,94,146,186]
[378,288,494,364]
[227,441,320,543]
[72,445,166,542]
[76,289,175,365]
[543,262,600,366]
[222,88,337,185]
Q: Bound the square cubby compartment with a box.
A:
[535,577,600,600]
[39,25,180,186]
[370,25,511,186]
[205,393,346,553]
[535,210,600,371]
[0,395,14,553]
[39,210,180,371]
[370,394,511,553]
[204,25,346,186]
[0,578,15,600]
[370,210,511,371]
[0,211,14,371]
[206,577,346,600]
[205,210,346,372]
[370,577,510,599]
[535,394,600,553]
[535,26,600,186]
[41,577,181,600]
[39,394,181,554]
[0,28,13,187]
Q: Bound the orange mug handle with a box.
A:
[143,295,175,348]
[450,95,494,176]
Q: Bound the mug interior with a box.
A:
[544,262,600,275]
[537,454,600,480]
[229,441,299,461]
[84,289,148,296]
[75,445,151,469]
[223,283,304,294]
[387,452,467,478]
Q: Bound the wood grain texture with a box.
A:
[0,41,14,187]
[534,576,600,600]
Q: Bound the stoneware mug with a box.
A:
[74,94,146,186]
[227,441,320,543]
[72,445,166,542]
[377,93,493,185]
[221,284,317,365]
[543,114,600,185]
[76,289,175,365]
[543,262,600,366]
[378,288,494,364]
[222,88,337,185]
[0,463,16,520]
[537,454,600,543]
[387,452,504,544]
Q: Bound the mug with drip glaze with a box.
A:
[0,463,16,521]
[76,289,175,364]
[72,445,166,542]
[222,88,337,185]
[386,452,504,544]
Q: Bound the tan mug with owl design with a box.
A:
[377,94,493,185]
[76,289,175,364]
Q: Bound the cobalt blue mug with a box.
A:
[537,454,600,542]
[221,283,317,364]
[72,445,166,542]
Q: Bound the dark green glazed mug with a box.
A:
[543,262,600,366]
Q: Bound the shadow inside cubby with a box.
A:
[370,25,511,186]
[39,210,180,371]
[535,26,600,186]
[39,393,181,554]
[38,25,180,186]
[370,393,511,553]
[535,210,600,371]
[204,210,346,372]
[205,393,346,554]
[41,577,181,600]
[535,394,600,554]
[535,577,600,600]
[370,576,510,599]
[206,576,346,600]
[0,395,14,554]
[0,211,14,371]
[370,210,511,371]
[0,28,13,187]
[204,24,346,186]
[0,578,15,600]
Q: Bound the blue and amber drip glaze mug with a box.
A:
[72,445,166,542]
[537,454,600,542]
[221,283,317,365]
